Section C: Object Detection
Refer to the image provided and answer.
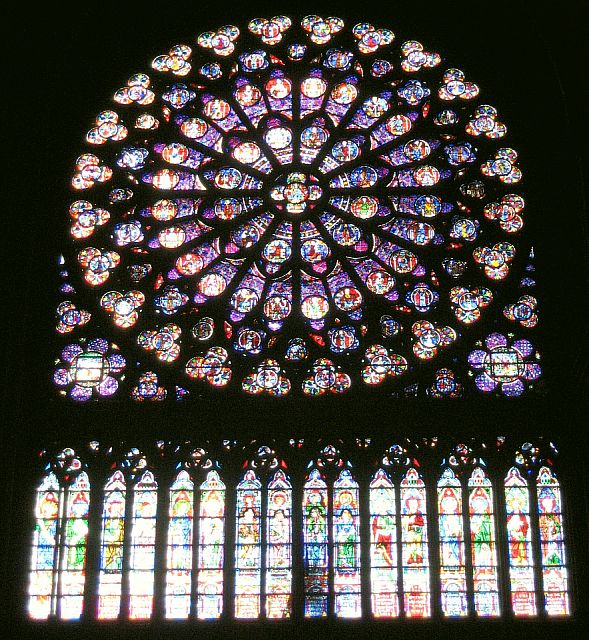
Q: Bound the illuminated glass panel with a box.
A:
[468,467,500,616]
[166,470,194,619]
[266,469,292,618]
[400,467,430,617]
[333,469,361,617]
[129,470,158,619]
[98,470,126,619]
[56,16,541,402]
[303,468,328,617]
[235,469,262,618]
[536,467,569,615]
[369,468,398,617]
[28,473,61,619]
[60,472,90,619]
[505,466,536,616]
[197,470,225,619]
[437,468,467,616]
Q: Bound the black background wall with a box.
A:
[3,0,588,638]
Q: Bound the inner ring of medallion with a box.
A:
[270,172,323,214]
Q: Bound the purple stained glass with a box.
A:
[55,15,538,399]
[469,333,541,397]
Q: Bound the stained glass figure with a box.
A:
[235,469,262,618]
[303,468,328,617]
[437,468,467,616]
[28,473,62,619]
[468,467,500,616]
[166,470,194,618]
[98,470,126,619]
[504,466,536,616]
[27,441,572,621]
[369,469,398,617]
[536,467,569,615]
[333,469,361,617]
[266,469,293,618]
[129,470,158,619]
[60,472,90,619]
[56,15,540,400]
[400,467,430,617]
[197,470,226,618]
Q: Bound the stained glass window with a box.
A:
[29,473,61,619]
[28,450,90,621]
[303,462,361,618]
[60,471,90,619]
[54,14,542,402]
[28,439,572,622]
[266,469,293,618]
[369,468,398,617]
[437,468,467,616]
[197,469,226,618]
[98,470,126,619]
[400,467,430,617]
[333,469,361,617]
[166,468,227,619]
[536,467,569,615]
[235,465,292,618]
[468,467,500,616]
[504,466,536,616]
[166,470,194,618]
[235,469,262,618]
[129,470,158,619]
[303,468,329,617]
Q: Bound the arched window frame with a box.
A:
[467,465,500,616]
[504,465,537,616]
[165,455,227,620]
[25,438,574,623]
[303,445,361,618]
[399,465,431,617]
[437,466,468,616]
[96,451,160,620]
[235,447,293,619]
[535,466,569,616]
[97,469,127,619]
[28,449,90,621]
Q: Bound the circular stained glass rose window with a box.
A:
[55,15,541,400]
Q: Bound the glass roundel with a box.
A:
[56,15,542,400]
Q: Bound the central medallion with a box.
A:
[270,172,323,214]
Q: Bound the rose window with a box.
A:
[55,14,542,400]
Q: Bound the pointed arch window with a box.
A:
[504,466,536,616]
[165,467,226,619]
[468,467,500,616]
[400,467,430,617]
[29,451,91,622]
[29,473,61,619]
[303,468,329,617]
[235,464,292,619]
[303,463,361,618]
[166,470,194,619]
[536,466,569,615]
[97,470,126,619]
[129,470,158,619]
[235,469,262,618]
[60,471,91,618]
[266,469,293,618]
[197,469,226,618]
[369,468,398,617]
[333,469,361,617]
[437,467,467,616]
[27,439,573,622]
